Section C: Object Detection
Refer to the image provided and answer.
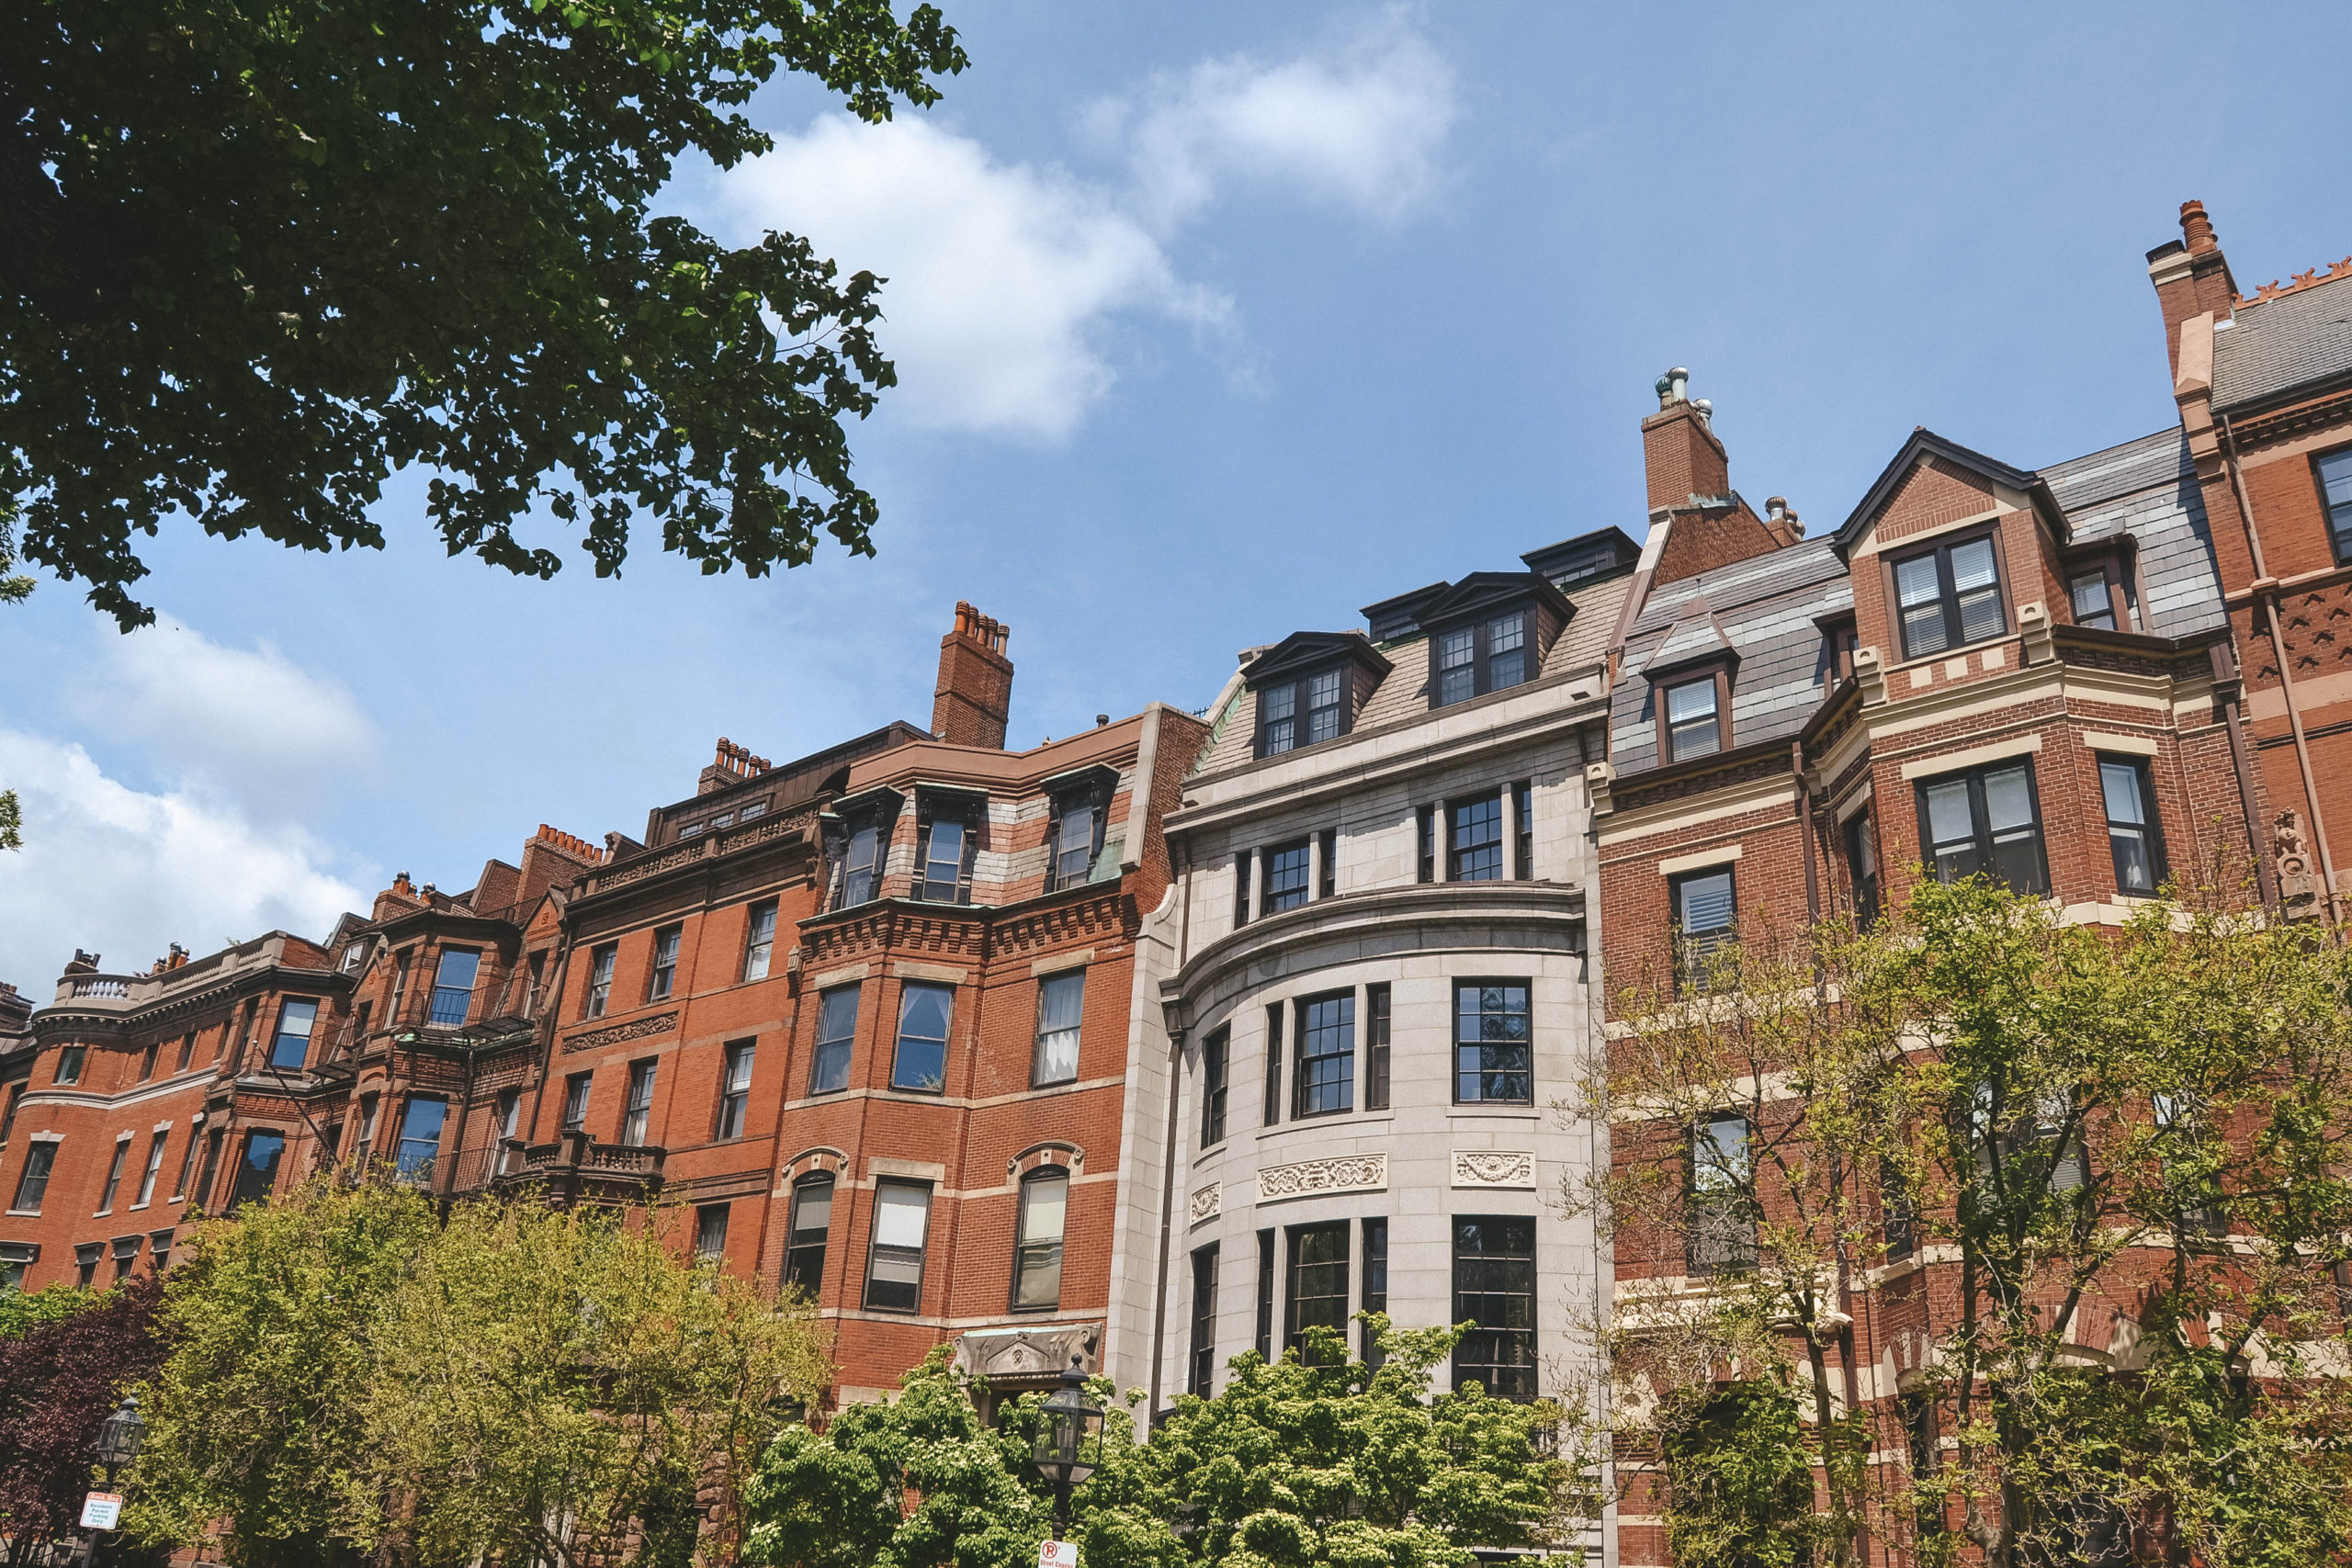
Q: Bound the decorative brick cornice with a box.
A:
[2235,256,2352,307]
[560,1010,677,1055]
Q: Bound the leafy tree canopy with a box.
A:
[0,1273,173,1552]
[3,0,967,630]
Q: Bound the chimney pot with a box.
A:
[1095,714,1110,728]
[933,602,1015,749]
[1657,366,1690,408]
[2180,199,2217,255]
[1691,397,1713,426]
[1766,496,1788,518]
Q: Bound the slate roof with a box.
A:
[1608,426,2226,779]
[2213,273,2352,412]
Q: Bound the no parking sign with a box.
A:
[1039,1540,1079,1568]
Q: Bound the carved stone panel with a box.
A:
[952,1322,1102,1388]
[562,1010,678,1054]
[1451,1150,1536,1189]
[1189,1182,1221,1224]
[1255,1154,1387,1204]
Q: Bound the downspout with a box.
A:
[2211,640,2278,904]
[2222,413,2343,920]
[1792,742,1821,923]
[1147,822,1193,1417]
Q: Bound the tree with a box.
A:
[359,1194,831,1568]
[0,1274,173,1562]
[4,0,967,631]
[741,1324,1594,1568]
[1578,876,2352,1568]
[1,497,29,851]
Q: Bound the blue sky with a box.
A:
[5,1,2349,985]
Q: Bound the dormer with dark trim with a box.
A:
[1241,633,1394,760]
[1362,582,1450,646]
[1521,527,1640,592]
[1416,572,1576,710]
[1636,601,1739,765]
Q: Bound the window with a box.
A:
[1883,1157,1915,1262]
[647,928,681,1001]
[1012,1168,1069,1309]
[0,1244,32,1291]
[810,987,859,1095]
[1284,1223,1350,1363]
[2098,755,2165,896]
[175,1031,196,1073]
[865,1179,933,1312]
[497,1088,522,1141]
[110,1239,136,1280]
[1845,812,1882,929]
[1045,781,1108,892]
[1034,972,1084,1087]
[342,941,368,974]
[1417,806,1436,884]
[561,1073,592,1132]
[1188,1245,1220,1396]
[678,819,705,839]
[75,1244,99,1286]
[784,1174,833,1296]
[890,983,953,1093]
[695,1203,729,1261]
[195,1129,224,1210]
[140,1040,161,1081]
[2317,447,2352,562]
[1364,984,1391,1112]
[1362,1217,1389,1370]
[172,1122,202,1199]
[11,1142,56,1213]
[429,949,480,1027]
[1671,868,1738,993]
[1232,852,1252,929]
[1513,783,1532,879]
[1318,828,1337,899]
[1892,534,2005,659]
[1261,1004,1284,1128]
[1918,760,2048,894]
[267,998,320,1071]
[583,945,616,1018]
[389,951,412,1015]
[1450,793,1503,882]
[230,1131,285,1212]
[98,1137,131,1213]
[134,1131,167,1208]
[1256,668,1348,757]
[621,1063,655,1146]
[2154,1091,2225,1235]
[395,1098,447,1182]
[741,902,777,982]
[1454,982,1532,1105]
[1689,1112,1758,1275]
[1200,1027,1229,1148]
[522,953,547,1016]
[1292,992,1354,1119]
[716,1042,754,1138]
[1905,1393,1945,1538]
[708,811,733,829]
[1434,609,1532,706]
[1254,1229,1276,1359]
[57,1045,85,1085]
[838,805,889,908]
[1453,1216,1537,1398]
[2070,568,2120,631]
[1663,675,1723,761]
[1261,840,1310,913]
[0,1084,17,1147]
[741,798,767,821]
[916,795,980,904]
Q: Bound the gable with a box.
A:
[1876,457,1997,547]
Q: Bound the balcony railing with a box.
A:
[493,1132,666,1202]
[68,976,130,999]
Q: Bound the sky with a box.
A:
[6,1,2351,987]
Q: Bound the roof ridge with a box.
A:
[2236,255,2352,309]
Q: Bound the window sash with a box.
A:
[1012,1171,1069,1309]
[890,983,954,1093]
[718,1043,754,1138]
[1450,792,1504,882]
[742,901,777,982]
[1844,813,1882,929]
[396,1098,447,1182]
[1284,1223,1350,1362]
[1433,608,1538,708]
[785,1175,833,1296]
[13,1142,56,1213]
[2070,569,2118,630]
[864,1179,933,1312]
[231,1131,285,1212]
[1201,1028,1229,1147]
[99,1139,130,1212]
[1033,971,1084,1087]
[695,1204,729,1260]
[1364,985,1391,1111]
[2318,448,2352,561]
[842,814,885,907]
[621,1065,654,1146]
[584,947,616,1017]
[1918,761,2048,895]
[1046,787,1103,890]
[270,998,320,1069]
[648,929,680,1000]
[561,1073,592,1131]
[916,798,979,904]
[2098,756,2163,895]
[1664,676,1721,761]
[1452,1215,1537,1398]
[1453,982,1532,1104]
[430,949,480,1025]
[1673,868,1737,993]
[1261,840,1311,912]
[1894,535,2007,659]
[1292,993,1355,1119]
[1188,1245,1220,1396]
[1361,1215,1389,1368]
[135,1133,167,1207]
[811,987,859,1094]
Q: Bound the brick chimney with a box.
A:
[2149,199,2239,379]
[1642,369,1781,587]
[698,737,772,796]
[933,602,1014,750]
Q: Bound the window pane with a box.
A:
[1667,678,1716,725]
[1924,778,1975,855]
[1294,993,1354,1118]
[1055,800,1097,884]
[1455,983,1531,1104]
[1035,971,1084,1085]
[2071,571,2115,629]
[1487,612,1527,692]
[1678,872,1736,935]
[865,1180,932,1311]
[1451,794,1504,882]
[2098,760,2146,826]
[1306,670,1343,744]
[1983,765,2034,834]
[1452,1215,1537,1399]
[2102,760,2157,894]
[433,948,480,993]
[1951,538,2004,642]
[1284,1223,1350,1362]
[812,987,859,1094]
[1693,1113,1751,1192]
[1438,627,1476,705]
[1014,1172,1069,1308]
[1263,840,1311,910]
[785,1175,832,1296]
[743,902,776,981]
[2322,450,2352,556]
[1895,554,1947,657]
[231,1131,285,1211]
[395,1098,447,1179]
[891,984,953,1092]
[270,999,320,1070]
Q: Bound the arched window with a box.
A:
[784,1173,833,1298]
[1012,1168,1069,1310]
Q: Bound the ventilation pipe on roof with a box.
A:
[1654,366,1690,409]
[1691,398,1713,427]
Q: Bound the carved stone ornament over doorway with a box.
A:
[952,1322,1102,1391]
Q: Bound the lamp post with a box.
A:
[85,1393,145,1567]
[1031,1355,1102,1543]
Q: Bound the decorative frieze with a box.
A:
[1452,1150,1536,1189]
[561,1010,678,1054]
[1256,1154,1387,1204]
[1189,1182,1221,1223]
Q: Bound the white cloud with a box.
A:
[0,731,368,986]
[723,117,1227,441]
[715,18,1456,441]
[1098,20,1460,230]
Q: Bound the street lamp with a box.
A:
[1031,1355,1102,1541]
[94,1393,145,1487]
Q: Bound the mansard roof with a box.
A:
[2213,269,2352,412]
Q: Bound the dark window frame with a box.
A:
[741,899,778,982]
[428,948,481,1027]
[2065,552,2132,632]
[784,1172,834,1298]
[1512,782,1533,879]
[1188,1244,1220,1396]
[809,985,859,1096]
[561,1071,593,1132]
[582,944,616,1019]
[716,1040,755,1140]
[1232,852,1253,929]
[1254,665,1352,759]
[2313,445,2352,565]
[694,1202,729,1261]
[1283,1222,1351,1364]
[1887,525,2011,661]
[1453,980,1532,1105]
[834,798,899,909]
[2097,752,2167,897]
[1452,1214,1538,1400]
[914,791,984,905]
[1670,865,1739,995]
[1657,664,1733,763]
[1200,1027,1230,1148]
[268,998,321,1072]
[863,1177,933,1314]
[1843,809,1882,930]
[55,1045,85,1086]
[1430,604,1537,709]
[1260,839,1312,915]
[1290,990,1356,1120]
[11,1138,57,1213]
[229,1129,286,1213]
[1043,776,1113,893]
[1448,791,1505,883]
[1254,1228,1276,1359]
[97,1135,131,1213]
[889,981,955,1095]
[647,927,682,1002]
[1010,1167,1069,1312]
[1318,828,1338,899]
[620,1061,655,1147]
[1364,984,1392,1111]
[394,1096,447,1182]
[1416,806,1436,884]
[1361,1215,1389,1370]
[1688,1111,1759,1276]
[1261,1003,1284,1128]
[1915,757,2052,896]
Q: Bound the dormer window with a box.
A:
[1892,534,2005,660]
[1437,610,1529,705]
[1043,769,1115,893]
[1664,676,1723,761]
[2064,553,2136,633]
[1259,669,1345,757]
[828,792,902,910]
[915,792,982,905]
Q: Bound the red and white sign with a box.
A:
[80,1493,123,1530]
[1038,1540,1080,1568]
